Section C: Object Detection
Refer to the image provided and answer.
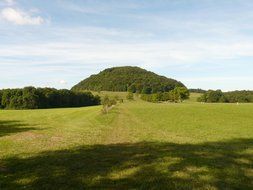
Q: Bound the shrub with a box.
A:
[101,95,117,114]
[126,92,134,100]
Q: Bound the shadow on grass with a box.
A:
[0,120,38,137]
[1,139,253,189]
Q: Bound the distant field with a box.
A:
[187,92,202,102]
[92,91,203,103]
[1,95,253,189]
[92,90,129,100]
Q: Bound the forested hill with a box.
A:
[72,66,186,93]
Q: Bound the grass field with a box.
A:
[1,95,253,189]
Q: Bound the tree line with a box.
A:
[0,87,100,109]
[197,90,253,103]
[189,88,207,93]
[140,87,189,103]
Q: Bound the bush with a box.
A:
[140,87,189,103]
[126,92,134,100]
[101,95,117,114]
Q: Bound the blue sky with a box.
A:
[1,0,253,91]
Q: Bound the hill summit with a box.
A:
[72,66,186,93]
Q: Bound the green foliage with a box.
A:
[22,87,39,109]
[198,90,253,103]
[141,93,160,102]
[0,87,100,109]
[126,92,134,100]
[127,84,136,93]
[189,88,207,93]
[141,86,152,94]
[0,90,2,108]
[101,95,117,107]
[225,91,253,103]
[101,95,117,113]
[101,95,110,106]
[113,95,119,101]
[197,90,224,103]
[141,87,189,103]
[174,87,190,102]
[72,66,185,93]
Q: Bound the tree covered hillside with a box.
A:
[72,66,186,93]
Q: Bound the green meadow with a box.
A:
[1,95,253,189]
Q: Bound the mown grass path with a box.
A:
[1,101,253,189]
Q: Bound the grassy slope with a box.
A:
[187,92,202,102]
[0,98,253,189]
[92,91,129,100]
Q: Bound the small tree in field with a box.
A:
[126,92,134,100]
[170,87,189,102]
[177,87,190,102]
[101,95,117,114]
[101,95,110,113]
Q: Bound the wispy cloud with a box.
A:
[1,0,253,90]
[181,76,253,91]
[58,0,142,14]
[59,79,67,85]
[4,0,15,6]
[2,39,253,66]
[1,7,44,25]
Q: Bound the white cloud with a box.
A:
[58,0,141,15]
[1,40,253,67]
[4,0,15,6]
[59,80,67,85]
[180,76,253,91]
[1,8,44,25]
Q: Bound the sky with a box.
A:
[1,0,253,91]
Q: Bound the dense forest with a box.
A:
[197,90,253,103]
[72,66,185,93]
[0,87,100,109]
